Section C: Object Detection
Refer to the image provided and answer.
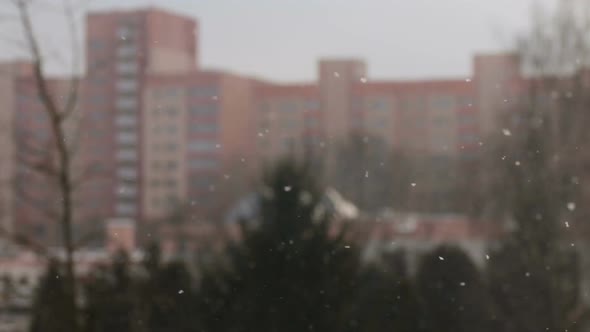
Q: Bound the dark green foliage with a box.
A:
[416,245,493,332]
[29,259,76,332]
[486,95,586,332]
[354,250,425,332]
[194,158,363,332]
[144,261,195,332]
[488,240,581,332]
[84,251,137,332]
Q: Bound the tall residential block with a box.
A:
[81,8,198,229]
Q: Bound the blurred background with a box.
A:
[1,1,589,332]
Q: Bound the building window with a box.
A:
[190,123,218,134]
[116,97,137,110]
[429,95,456,111]
[190,86,218,98]
[117,167,137,180]
[189,104,217,115]
[89,39,106,51]
[117,45,137,58]
[116,149,137,161]
[91,95,107,105]
[280,101,298,113]
[117,61,138,75]
[166,179,177,188]
[189,159,218,170]
[116,79,138,93]
[306,100,320,110]
[116,114,136,127]
[165,142,178,151]
[371,98,388,111]
[90,112,108,121]
[188,141,217,152]
[167,161,178,170]
[305,117,319,128]
[192,177,214,189]
[116,202,136,216]
[167,125,177,134]
[116,132,137,145]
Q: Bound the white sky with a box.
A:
[1,0,555,82]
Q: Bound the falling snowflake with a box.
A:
[360,77,367,83]
[344,245,351,249]
[567,202,576,211]
[284,186,292,192]
[365,171,369,178]
[438,256,444,261]
[411,183,417,187]
[565,221,570,228]
[178,290,184,294]
[459,282,466,286]
[333,72,340,78]
[465,78,471,82]
[502,128,512,136]
[485,254,490,260]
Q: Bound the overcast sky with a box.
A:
[2,0,555,82]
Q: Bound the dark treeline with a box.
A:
[29,158,587,332]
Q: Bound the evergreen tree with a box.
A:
[85,251,138,332]
[29,260,75,332]
[416,245,493,332]
[195,158,362,332]
[355,250,425,332]
[486,82,585,332]
[146,261,195,332]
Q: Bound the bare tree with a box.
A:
[0,0,85,330]
[481,2,590,330]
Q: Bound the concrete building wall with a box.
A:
[473,53,522,137]
[319,59,366,143]
[254,84,320,162]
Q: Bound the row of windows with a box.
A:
[151,160,178,170]
[151,195,178,209]
[150,178,177,188]
[151,142,178,151]
[151,125,177,135]
[190,104,217,115]
[151,86,219,99]
[116,97,137,109]
[116,114,137,127]
[188,141,218,152]
[116,202,136,216]
[189,159,218,170]
[152,107,179,116]
[191,177,216,189]
[190,123,218,134]
[259,100,319,113]
[117,132,137,145]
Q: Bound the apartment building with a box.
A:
[0,6,525,247]
[141,71,255,222]
[80,8,197,226]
